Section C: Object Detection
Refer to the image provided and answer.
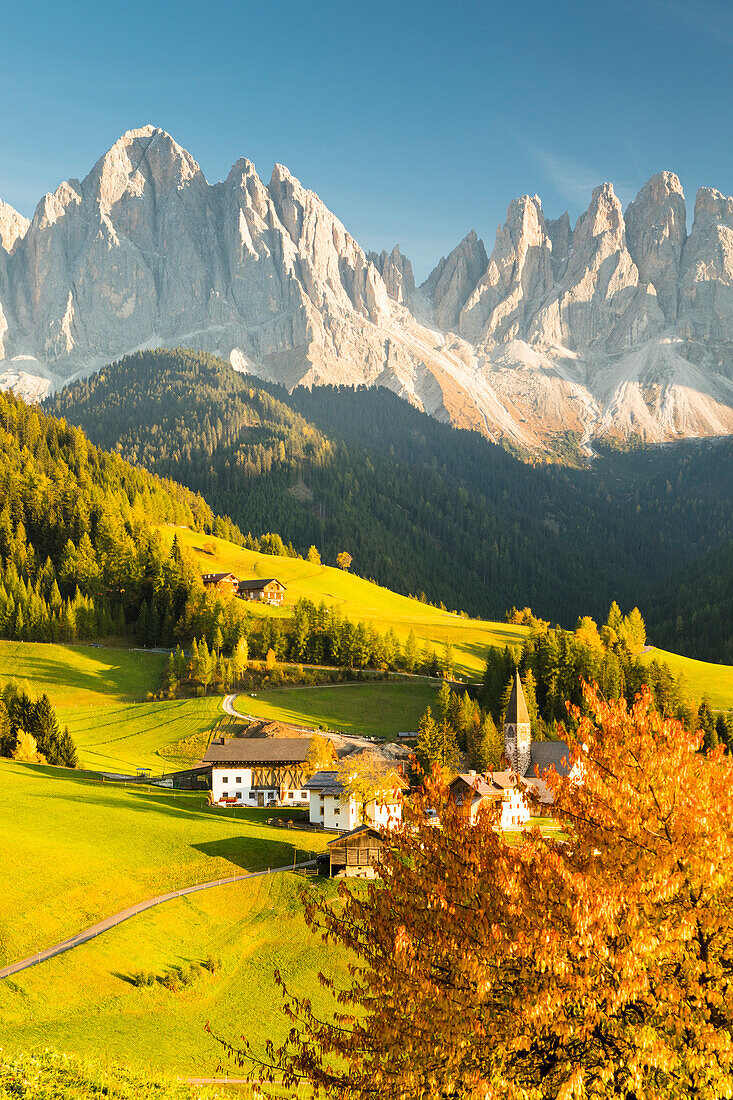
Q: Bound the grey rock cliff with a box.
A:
[1,125,733,453]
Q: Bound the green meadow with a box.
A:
[0,761,328,965]
[644,647,733,711]
[159,525,529,679]
[237,681,436,740]
[0,872,342,1083]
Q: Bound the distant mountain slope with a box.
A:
[3,125,733,451]
[47,349,733,631]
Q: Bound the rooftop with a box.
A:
[238,578,285,590]
[505,670,530,726]
[203,737,313,765]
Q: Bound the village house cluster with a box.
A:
[201,572,286,605]
[201,674,571,876]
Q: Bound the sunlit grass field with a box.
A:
[0,871,342,1082]
[160,524,528,679]
[0,761,328,965]
[236,681,436,739]
[644,647,733,710]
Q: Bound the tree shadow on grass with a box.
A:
[191,836,308,871]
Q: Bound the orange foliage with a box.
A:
[213,684,733,1098]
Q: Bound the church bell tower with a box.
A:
[504,670,531,776]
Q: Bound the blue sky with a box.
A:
[1,0,732,278]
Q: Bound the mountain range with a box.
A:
[3,125,733,453]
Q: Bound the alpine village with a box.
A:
[2,8,733,1097]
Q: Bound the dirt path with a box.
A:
[0,860,316,981]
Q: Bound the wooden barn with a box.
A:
[201,571,240,597]
[238,578,286,605]
[327,825,386,878]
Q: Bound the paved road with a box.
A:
[0,860,316,981]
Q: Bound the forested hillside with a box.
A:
[644,540,733,664]
[47,349,733,655]
[0,388,244,644]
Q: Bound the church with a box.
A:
[503,670,573,784]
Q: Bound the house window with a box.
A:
[221,776,229,783]
[235,791,242,798]
[236,776,241,782]
[222,791,228,797]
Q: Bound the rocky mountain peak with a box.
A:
[367,245,415,304]
[1,129,732,454]
[421,230,488,332]
[625,171,686,322]
[0,199,30,253]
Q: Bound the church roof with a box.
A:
[527,741,572,778]
[505,670,530,726]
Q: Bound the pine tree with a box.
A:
[403,629,418,673]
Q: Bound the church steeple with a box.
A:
[504,670,531,776]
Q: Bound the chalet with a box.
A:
[238,578,286,606]
[201,571,240,597]
[449,771,530,829]
[203,735,336,807]
[304,769,408,831]
[327,825,386,878]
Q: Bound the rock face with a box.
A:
[367,246,415,305]
[2,124,733,454]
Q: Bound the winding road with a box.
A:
[0,860,316,981]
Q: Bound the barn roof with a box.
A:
[202,572,238,583]
[327,824,383,848]
[203,737,313,764]
[505,670,530,726]
[238,578,286,591]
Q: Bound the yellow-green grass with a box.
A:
[0,873,343,1083]
[69,697,223,773]
[0,1048,227,1099]
[0,761,328,965]
[644,647,733,710]
[160,525,528,678]
[237,681,436,740]
[0,639,165,707]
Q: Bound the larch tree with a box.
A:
[214,683,733,1099]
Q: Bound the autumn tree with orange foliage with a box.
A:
[214,684,733,1098]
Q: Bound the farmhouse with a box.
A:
[203,735,336,807]
[238,578,286,605]
[201,571,240,596]
[305,769,408,831]
[327,825,386,878]
[449,771,530,828]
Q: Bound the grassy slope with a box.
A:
[238,681,436,739]
[161,525,528,678]
[69,698,223,773]
[0,761,328,964]
[0,640,225,772]
[0,640,165,708]
[644,647,733,710]
[0,873,342,1082]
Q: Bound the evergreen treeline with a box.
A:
[0,683,78,766]
[46,350,733,658]
[643,540,733,664]
[0,387,246,644]
[480,604,731,744]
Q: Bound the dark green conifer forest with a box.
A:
[46,349,733,660]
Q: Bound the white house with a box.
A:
[448,770,531,829]
[203,735,336,807]
[304,769,407,831]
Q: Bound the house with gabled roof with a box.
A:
[449,770,531,828]
[202,571,240,597]
[304,768,408,832]
[203,734,336,807]
[238,578,286,605]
